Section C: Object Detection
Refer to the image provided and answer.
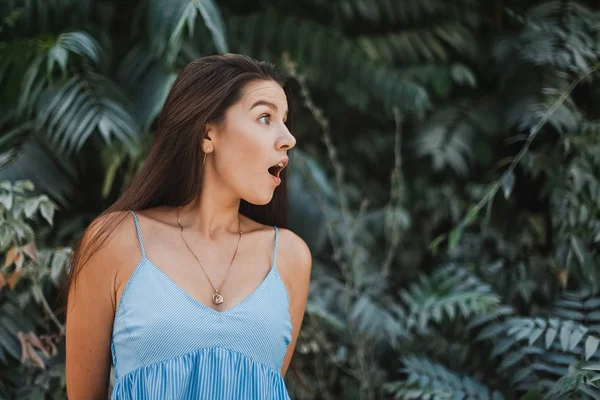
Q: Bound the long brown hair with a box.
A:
[61,53,294,314]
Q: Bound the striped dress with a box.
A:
[109,211,293,399]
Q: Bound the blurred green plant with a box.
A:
[2,0,600,399]
[0,180,68,399]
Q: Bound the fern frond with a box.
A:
[35,72,141,154]
[494,2,600,75]
[553,290,600,333]
[149,0,227,67]
[385,356,505,400]
[398,264,500,331]
[307,276,408,343]
[499,66,582,135]
[227,14,430,115]
[357,21,478,65]
[412,100,497,175]
[504,317,600,360]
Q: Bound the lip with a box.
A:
[275,157,289,170]
[268,156,288,185]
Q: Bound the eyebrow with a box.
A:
[250,100,288,118]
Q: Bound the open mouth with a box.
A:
[268,161,286,178]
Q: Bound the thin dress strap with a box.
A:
[272,226,278,267]
[129,211,146,258]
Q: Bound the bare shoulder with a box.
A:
[276,228,312,270]
[73,211,142,311]
[274,227,312,298]
[80,211,140,263]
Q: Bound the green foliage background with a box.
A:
[1,0,600,399]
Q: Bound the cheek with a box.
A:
[219,126,269,177]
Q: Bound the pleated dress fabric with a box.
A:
[109,211,293,399]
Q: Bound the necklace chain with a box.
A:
[176,207,243,305]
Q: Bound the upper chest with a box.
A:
[114,225,277,314]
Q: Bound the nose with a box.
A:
[277,124,296,151]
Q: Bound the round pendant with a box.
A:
[212,293,224,305]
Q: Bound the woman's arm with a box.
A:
[65,214,133,399]
[277,228,312,377]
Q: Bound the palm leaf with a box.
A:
[36,72,141,154]
[15,31,104,118]
[149,0,228,66]
[117,45,178,131]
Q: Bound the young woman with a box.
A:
[65,54,312,399]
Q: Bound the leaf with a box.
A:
[0,191,13,210]
[568,325,586,350]
[23,198,41,219]
[546,327,557,348]
[529,327,545,346]
[569,235,586,265]
[13,180,35,193]
[39,201,55,226]
[150,0,228,66]
[131,62,177,131]
[501,171,515,199]
[51,249,70,286]
[47,43,69,75]
[499,351,524,370]
[193,0,228,53]
[21,243,38,262]
[586,336,600,360]
[448,224,464,250]
[559,322,572,351]
[4,247,18,268]
[59,31,103,66]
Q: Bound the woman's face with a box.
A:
[206,79,296,205]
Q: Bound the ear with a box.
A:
[202,123,217,151]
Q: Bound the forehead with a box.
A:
[239,80,287,109]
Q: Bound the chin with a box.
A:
[243,192,275,206]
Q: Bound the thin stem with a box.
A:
[382,108,404,277]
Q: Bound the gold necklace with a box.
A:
[176,207,243,305]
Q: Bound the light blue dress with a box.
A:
[109,211,293,399]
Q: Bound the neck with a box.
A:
[177,173,242,240]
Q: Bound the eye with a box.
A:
[258,114,271,125]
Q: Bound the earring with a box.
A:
[205,147,211,153]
